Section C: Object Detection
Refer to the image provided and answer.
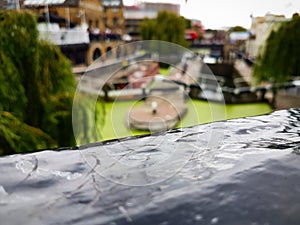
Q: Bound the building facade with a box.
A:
[24,0,105,32]
[23,0,125,36]
[124,2,180,41]
[246,14,290,59]
[102,0,124,34]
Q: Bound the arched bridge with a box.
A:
[60,40,123,66]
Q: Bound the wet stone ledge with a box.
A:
[1,109,300,225]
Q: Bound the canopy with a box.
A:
[24,0,66,6]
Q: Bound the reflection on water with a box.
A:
[0,108,299,225]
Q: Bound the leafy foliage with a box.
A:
[35,40,76,147]
[229,26,247,32]
[0,52,26,119]
[0,112,55,155]
[139,11,189,47]
[253,15,300,83]
[0,10,76,155]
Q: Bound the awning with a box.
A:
[24,0,66,6]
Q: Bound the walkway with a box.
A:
[234,59,254,85]
[234,59,300,109]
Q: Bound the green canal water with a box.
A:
[92,67,272,141]
[96,100,272,141]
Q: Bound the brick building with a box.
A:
[24,0,104,31]
[22,0,124,35]
[102,0,124,34]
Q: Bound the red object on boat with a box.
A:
[185,30,198,40]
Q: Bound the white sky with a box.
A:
[123,0,300,29]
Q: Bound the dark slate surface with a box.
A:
[1,109,300,225]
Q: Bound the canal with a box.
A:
[94,66,272,141]
[96,99,272,141]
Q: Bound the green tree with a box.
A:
[0,10,76,155]
[183,17,192,29]
[36,40,76,146]
[139,11,188,47]
[0,112,55,155]
[140,18,156,40]
[253,14,300,83]
[229,26,247,32]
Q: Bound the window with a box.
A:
[103,0,121,7]
[113,17,118,27]
[103,17,107,27]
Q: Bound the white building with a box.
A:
[246,13,290,59]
